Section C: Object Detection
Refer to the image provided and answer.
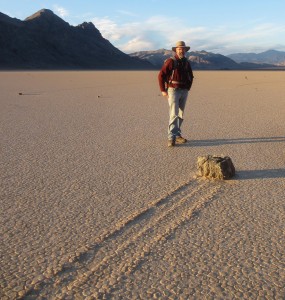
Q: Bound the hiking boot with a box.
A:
[168,139,175,147]
[176,136,187,144]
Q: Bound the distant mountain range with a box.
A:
[1,9,285,70]
[130,49,285,70]
[228,50,285,66]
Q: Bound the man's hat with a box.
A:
[172,41,190,52]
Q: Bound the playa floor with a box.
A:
[1,70,285,299]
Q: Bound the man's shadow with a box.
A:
[188,136,285,147]
[183,136,285,180]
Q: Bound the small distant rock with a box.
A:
[197,155,235,180]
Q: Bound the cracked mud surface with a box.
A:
[1,71,285,299]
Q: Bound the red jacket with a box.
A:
[158,55,194,92]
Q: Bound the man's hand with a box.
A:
[161,91,168,98]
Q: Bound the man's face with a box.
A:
[176,47,186,58]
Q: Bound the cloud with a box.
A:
[90,15,285,54]
[53,5,69,18]
[92,17,126,41]
[117,10,138,17]
[209,23,285,54]
[121,38,155,53]
[92,15,184,52]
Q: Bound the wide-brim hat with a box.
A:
[172,41,190,52]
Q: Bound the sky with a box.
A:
[1,0,285,55]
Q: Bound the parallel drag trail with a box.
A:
[22,180,221,299]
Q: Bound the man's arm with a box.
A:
[187,62,194,90]
[158,59,172,96]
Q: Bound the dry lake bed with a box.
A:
[1,70,285,299]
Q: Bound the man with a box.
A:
[158,41,194,147]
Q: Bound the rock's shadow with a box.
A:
[235,169,285,180]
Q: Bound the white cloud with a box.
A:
[92,15,183,52]
[208,23,285,54]
[92,17,124,41]
[117,10,138,17]
[120,38,155,53]
[90,15,285,55]
[53,5,69,18]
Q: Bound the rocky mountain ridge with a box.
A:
[0,9,153,70]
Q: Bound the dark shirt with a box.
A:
[158,54,194,92]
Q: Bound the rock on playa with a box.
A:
[197,155,235,180]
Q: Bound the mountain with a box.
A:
[188,50,240,70]
[130,49,239,70]
[130,49,277,70]
[0,9,153,70]
[227,50,285,66]
[0,11,22,25]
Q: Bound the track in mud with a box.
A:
[22,180,221,299]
